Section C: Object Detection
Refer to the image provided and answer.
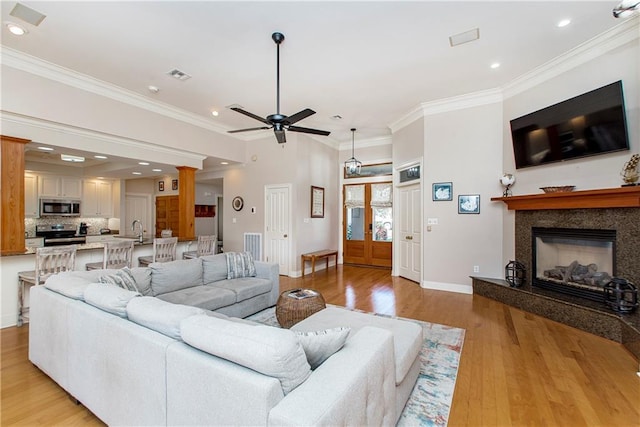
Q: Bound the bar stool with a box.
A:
[18,245,77,326]
[138,237,178,267]
[183,235,217,259]
[86,240,135,270]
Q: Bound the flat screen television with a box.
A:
[510,81,630,169]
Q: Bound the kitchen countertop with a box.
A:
[6,236,197,256]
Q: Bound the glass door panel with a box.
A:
[373,207,392,242]
[346,207,365,240]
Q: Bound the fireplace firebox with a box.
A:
[532,227,616,302]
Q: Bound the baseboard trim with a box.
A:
[421,280,473,295]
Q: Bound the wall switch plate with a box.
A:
[232,218,237,223]
[427,218,439,225]
[473,265,480,273]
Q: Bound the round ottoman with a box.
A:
[275,288,326,328]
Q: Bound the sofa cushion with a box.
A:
[156,285,237,311]
[130,267,152,296]
[98,267,139,292]
[127,296,205,340]
[295,327,351,370]
[292,306,423,386]
[44,270,106,300]
[181,314,311,394]
[225,252,256,279]
[84,283,140,318]
[209,277,272,302]
[150,258,204,296]
[201,253,228,283]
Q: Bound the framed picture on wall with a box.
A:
[432,182,453,201]
[458,194,480,214]
[158,181,164,192]
[172,179,178,191]
[311,186,325,218]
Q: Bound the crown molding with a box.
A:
[1,110,206,167]
[339,135,392,151]
[502,15,639,99]
[0,47,232,137]
[390,16,639,133]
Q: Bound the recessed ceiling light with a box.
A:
[132,172,142,175]
[96,176,104,180]
[220,161,229,165]
[490,62,501,69]
[211,111,219,117]
[152,168,162,172]
[94,155,108,159]
[61,154,85,162]
[6,22,27,36]
[557,19,571,27]
[138,161,150,166]
[148,85,160,93]
[37,146,54,151]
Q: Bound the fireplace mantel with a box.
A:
[491,186,640,211]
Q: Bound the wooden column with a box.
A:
[176,166,197,240]
[1,135,30,255]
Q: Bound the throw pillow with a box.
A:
[181,314,311,394]
[225,252,257,279]
[295,327,351,369]
[98,267,139,292]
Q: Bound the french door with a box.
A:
[343,182,392,267]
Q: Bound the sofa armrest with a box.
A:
[268,326,397,426]
[254,261,280,306]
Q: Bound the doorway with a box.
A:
[397,183,421,283]
[343,182,392,267]
[265,184,292,276]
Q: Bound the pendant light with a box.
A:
[344,128,362,175]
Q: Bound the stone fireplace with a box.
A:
[472,187,640,362]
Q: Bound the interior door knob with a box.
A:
[283,234,288,238]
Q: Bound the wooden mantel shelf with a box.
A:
[491,186,640,210]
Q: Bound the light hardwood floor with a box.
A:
[2,265,638,426]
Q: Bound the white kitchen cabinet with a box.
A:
[24,174,39,218]
[82,180,114,217]
[39,175,82,198]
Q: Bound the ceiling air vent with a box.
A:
[10,3,46,26]
[449,28,480,47]
[166,69,192,81]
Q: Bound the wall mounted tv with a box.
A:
[510,81,630,169]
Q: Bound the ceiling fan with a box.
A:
[228,32,330,144]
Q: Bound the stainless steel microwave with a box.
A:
[40,199,81,217]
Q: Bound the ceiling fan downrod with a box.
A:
[272,32,284,116]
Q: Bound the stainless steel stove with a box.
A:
[36,224,86,246]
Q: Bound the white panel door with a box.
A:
[265,185,291,276]
[398,183,421,282]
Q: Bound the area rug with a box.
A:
[246,306,465,426]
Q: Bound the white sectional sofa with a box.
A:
[28,257,423,426]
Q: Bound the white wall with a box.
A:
[422,101,504,291]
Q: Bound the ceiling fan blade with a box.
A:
[230,107,271,125]
[287,125,331,136]
[285,108,316,125]
[228,126,271,134]
[274,129,286,144]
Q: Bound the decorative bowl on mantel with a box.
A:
[539,185,576,193]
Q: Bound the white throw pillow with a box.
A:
[295,327,351,369]
[181,314,311,394]
[84,283,140,317]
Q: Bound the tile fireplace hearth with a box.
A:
[484,187,640,361]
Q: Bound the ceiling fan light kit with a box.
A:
[345,128,362,176]
[228,32,330,144]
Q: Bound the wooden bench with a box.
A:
[301,250,338,277]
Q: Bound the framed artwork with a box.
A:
[458,194,480,214]
[344,162,392,179]
[158,181,164,192]
[311,186,325,218]
[432,182,453,201]
[172,179,178,191]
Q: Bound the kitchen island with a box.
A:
[0,237,197,328]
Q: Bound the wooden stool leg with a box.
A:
[301,255,305,277]
[311,256,316,275]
